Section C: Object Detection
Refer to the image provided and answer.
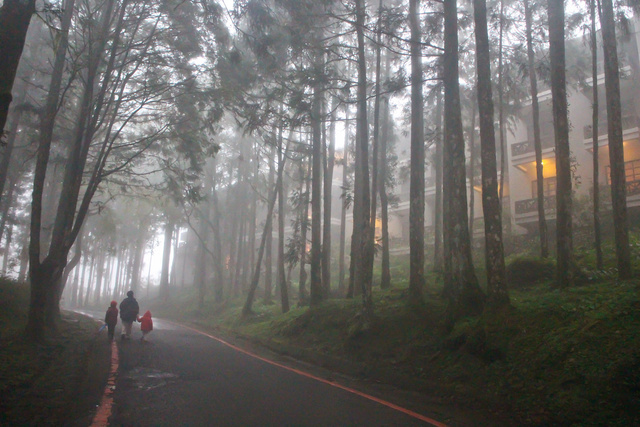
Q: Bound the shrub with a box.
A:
[506,255,555,287]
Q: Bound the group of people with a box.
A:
[104,290,153,341]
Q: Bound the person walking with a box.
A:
[104,301,119,340]
[119,290,139,341]
[137,310,153,341]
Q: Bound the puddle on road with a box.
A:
[124,367,179,391]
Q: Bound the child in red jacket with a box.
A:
[137,310,153,341]
[104,301,119,341]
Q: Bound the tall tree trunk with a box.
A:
[408,0,425,305]
[264,147,274,303]
[248,150,259,289]
[234,218,246,295]
[600,0,631,278]
[160,219,173,300]
[468,107,477,237]
[210,161,225,303]
[0,0,36,137]
[0,90,25,205]
[443,0,485,322]
[17,238,28,283]
[322,98,336,299]
[354,0,374,320]
[25,0,76,340]
[590,0,603,270]
[298,158,311,304]
[549,0,574,287]
[170,227,180,288]
[59,230,83,310]
[277,136,290,313]
[84,253,96,307]
[71,255,82,307]
[497,0,510,235]
[130,229,147,293]
[433,90,444,272]
[379,51,392,289]
[310,83,323,307]
[525,0,549,259]
[473,0,509,307]
[338,107,350,294]
[2,219,13,275]
[0,177,16,244]
[370,0,384,290]
[196,219,208,311]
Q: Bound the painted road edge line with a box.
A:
[171,320,449,427]
[90,339,118,427]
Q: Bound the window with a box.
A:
[532,176,557,198]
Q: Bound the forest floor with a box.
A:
[152,276,640,426]
[0,280,110,426]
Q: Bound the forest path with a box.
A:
[101,316,449,426]
[75,310,501,426]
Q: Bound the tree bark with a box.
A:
[468,107,477,237]
[25,0,76,339]
[525,0,549,259]
[210,160,225,303]
[473,0,509,307]
[601,0,632,278]
[379,51,392,289]
[160,219,173,300]
[370,0,384,290]
[298,158,311,304]
[590,0,603,270]
[354,0,374,320]
[277,136,290,313]
[408,0,425,305]
[338,107,350,294]
[0,0,36,137]
[443,0,484,322]
[310,81,323,306]
[548,0,574,287]
[322,98,336,299]
[0,90,25,205]
[264,147,274,303]
[434,90,444,272]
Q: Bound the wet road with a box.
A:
[105,317,443,426]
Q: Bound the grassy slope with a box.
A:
[153,277,640,426]
[0,279,110,425]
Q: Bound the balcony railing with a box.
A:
[514,195,556,215]
[583,115,639,140]
[628,179,640,197]
[511,136,555,157]
[516,178,639,217]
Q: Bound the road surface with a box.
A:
[91,316,450,426]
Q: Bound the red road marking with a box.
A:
[173,321,449,427]
[90,339,118,427]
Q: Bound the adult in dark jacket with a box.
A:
[119,290,139,340]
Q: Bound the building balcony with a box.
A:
[514,195,556,216]
[583,115,639,148]
[510,136,555,163]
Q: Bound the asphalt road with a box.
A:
[100,317,445,427]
